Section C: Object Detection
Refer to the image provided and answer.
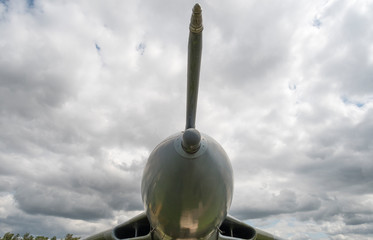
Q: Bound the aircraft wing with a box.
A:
[85,212,283,240]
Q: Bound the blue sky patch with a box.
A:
[341,96,365,108]
[27,0,34,8]
[312,16,322,29]
[95,43,101,52]
[136,42,146,55]
[0,0,8,8]
[288,82,297,91]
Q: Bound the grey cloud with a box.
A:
[1,214,69,238]
[231,190,321,219]
[304,2,373,97]
[343,213,373,226]
[11,164,144,221]
[15,184,113,220]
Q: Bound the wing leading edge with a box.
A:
[86,212,282,240]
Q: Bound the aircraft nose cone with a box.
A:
[182,128,201,153]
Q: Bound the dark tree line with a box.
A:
[0,233,80,240]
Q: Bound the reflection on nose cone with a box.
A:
[179,202,203,235]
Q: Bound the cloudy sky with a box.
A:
[1,0,373,239]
